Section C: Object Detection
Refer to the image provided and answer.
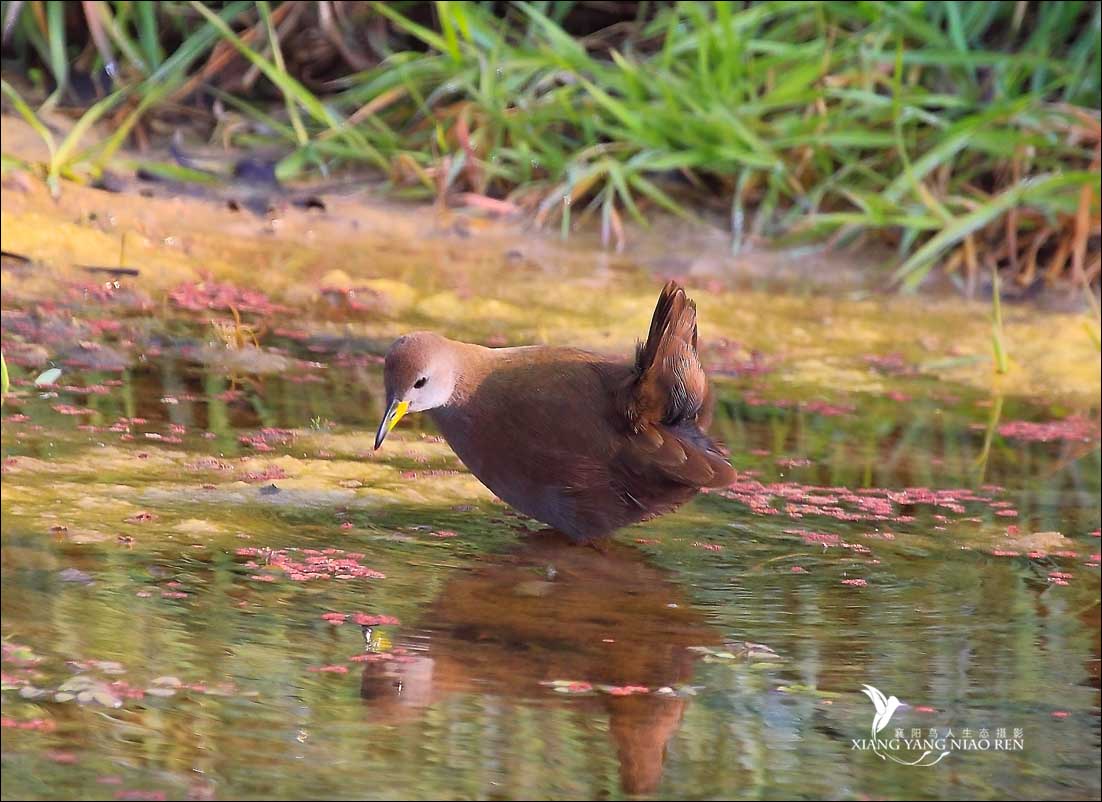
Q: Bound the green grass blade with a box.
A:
[257,0,307,146]
[189,1,381,161]
[42,0,68,108]
[52,89,124,168]
[135,1,165,70]
[371,1,453,54]
[894,172,1098,289]
[0,79,56,160]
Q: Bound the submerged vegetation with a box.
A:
[0,1,1099,289]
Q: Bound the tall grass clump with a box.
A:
[1,1,1099,290]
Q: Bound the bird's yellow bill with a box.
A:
[374,399,409,450]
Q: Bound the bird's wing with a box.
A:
[617,281,734,489]
[624,280,707,430]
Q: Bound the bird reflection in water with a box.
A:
[358,535,722,795]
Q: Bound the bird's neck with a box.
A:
[438,338,495,409]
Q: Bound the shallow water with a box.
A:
[1,171,1100,800]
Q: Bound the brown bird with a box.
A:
[374,281,735,542]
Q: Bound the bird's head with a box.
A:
[375,332,459,449]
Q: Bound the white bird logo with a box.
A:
[859,684,949,766]
[861,684,902,735]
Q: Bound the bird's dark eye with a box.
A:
[413,377,428,389]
